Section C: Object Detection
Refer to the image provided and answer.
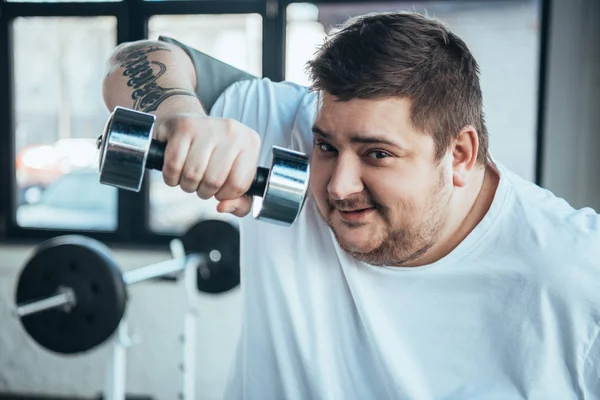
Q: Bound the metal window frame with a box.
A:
[0,0,550,248]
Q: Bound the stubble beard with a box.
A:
[319,170,451,267]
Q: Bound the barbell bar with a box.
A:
[14,254,204,319]
[14,219,240,355]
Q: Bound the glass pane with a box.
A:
[286,1,541,182]
[148,14,262,77]
[147,14,262,234]
[13,17,118,231]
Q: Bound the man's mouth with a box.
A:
[337,207,376,221]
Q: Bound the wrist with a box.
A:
[148,93,207,119]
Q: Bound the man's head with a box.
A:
[306,12,489,266]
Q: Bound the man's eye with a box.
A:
[316,143,336,152]
[367,151,390,159]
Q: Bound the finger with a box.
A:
[180,137,214,193]
[196,144,238,200]
[214,148,260,201]
[217,197,253,217]
[159,122,194,187]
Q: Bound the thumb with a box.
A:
[217,196,253,218]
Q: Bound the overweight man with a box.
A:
[102,11,600,400]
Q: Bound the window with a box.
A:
[12,16,118,231]
[148,14,263,77]
[286,1,542,182]
[0,0,548,244]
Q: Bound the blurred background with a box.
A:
[0,0,598,399]
[8,1,542,235]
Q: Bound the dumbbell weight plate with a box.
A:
[15,236,127,355]
[181,220,240,294]
[98,107,156,192]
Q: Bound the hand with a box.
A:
[155,113,261,217]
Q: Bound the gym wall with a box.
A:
[0,245,242,400]
[0,0,599,399]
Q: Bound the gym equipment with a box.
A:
[97,106,310,226]
[13,219,239,355]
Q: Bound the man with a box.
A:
[102,11,600,400]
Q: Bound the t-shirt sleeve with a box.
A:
[583,327,600,399]
[209,78,311,162]
[158,35,257,113]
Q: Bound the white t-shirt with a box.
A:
[210,78,600,400]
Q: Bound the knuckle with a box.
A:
[201,176,223,192]
[222,118,237,133]
[182,169,202,185]
[228,181,248,197]
[162,158,180,175]
[175,116,196,134]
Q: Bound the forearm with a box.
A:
[102,40,205,118]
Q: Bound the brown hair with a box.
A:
[306,11,488,165]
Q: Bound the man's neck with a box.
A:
[411,164,500,266]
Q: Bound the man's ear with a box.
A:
[451,125,479,187]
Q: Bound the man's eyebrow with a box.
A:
[311,125,406,149]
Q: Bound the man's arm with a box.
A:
[102,37,257,118]
[101,39,262,217]
[102,39,205,117]
[157,36,257,113]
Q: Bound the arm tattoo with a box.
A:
[113,42,198,113]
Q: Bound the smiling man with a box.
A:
[310,94,497,268]
[102,11,600,400]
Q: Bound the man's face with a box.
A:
[310,93,454,266]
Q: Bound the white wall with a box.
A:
[1,0,599,399]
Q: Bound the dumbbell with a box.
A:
[13,219,239,355]
[96,106,310,227]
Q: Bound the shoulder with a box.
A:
[500,164,600,246]
[497,162,600,302]
[218,78,311,107]
[213,78,318,158]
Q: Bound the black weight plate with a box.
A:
[181,220,240,294]
[15,235,127,355]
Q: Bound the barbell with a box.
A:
[13,219,239,355]
[96,106,311,226]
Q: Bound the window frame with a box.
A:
[0,0,550,246]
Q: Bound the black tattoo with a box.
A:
[114,43,197,112]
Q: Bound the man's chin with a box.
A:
[332,228,380,254]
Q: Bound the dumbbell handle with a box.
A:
[147,140,269,198]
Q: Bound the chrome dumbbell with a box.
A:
[96,107,310,226]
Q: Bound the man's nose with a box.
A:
[327,156,364,200]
